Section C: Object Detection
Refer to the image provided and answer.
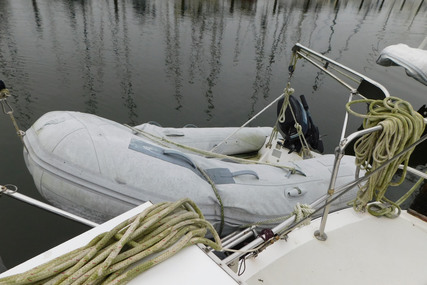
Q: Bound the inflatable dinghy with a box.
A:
[23,110,359,235]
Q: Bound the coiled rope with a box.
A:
[0,198,318,284]
[346,97,425,217]
[0,199,221,285]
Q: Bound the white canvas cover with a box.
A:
[377,43,427,86]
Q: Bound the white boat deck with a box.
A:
[0,202,240,284]
[242,208,427,285]
[2,202,427,284]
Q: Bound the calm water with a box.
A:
[0,0,426,269]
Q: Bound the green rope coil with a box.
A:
[346,97,425,216]
[0,199,222,285]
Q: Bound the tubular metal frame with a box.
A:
[222,43,427,264]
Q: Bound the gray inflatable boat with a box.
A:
[23,111,359,235]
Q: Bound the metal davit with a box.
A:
[222,43,427,265]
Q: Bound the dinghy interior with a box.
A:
[1,42,427,284]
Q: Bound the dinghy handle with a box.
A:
[162,149,196,169]
[231,170,259,180]
[286,187,306,197]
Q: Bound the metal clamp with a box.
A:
[0,184,18,196]
[0,96,13,115]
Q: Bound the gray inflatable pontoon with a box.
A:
[23,111,359,235]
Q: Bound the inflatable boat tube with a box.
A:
[23,111,360,235]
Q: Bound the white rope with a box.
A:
[276,84,313,158]
[346,97,425,216]
[210,91,287,153]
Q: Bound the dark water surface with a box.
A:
[0,0,426,268]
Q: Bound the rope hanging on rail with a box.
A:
[346,97,425,217]
[276,83,313,159]
[0,199,222,285]
[0,81,27,150]
[265,83,294,148]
